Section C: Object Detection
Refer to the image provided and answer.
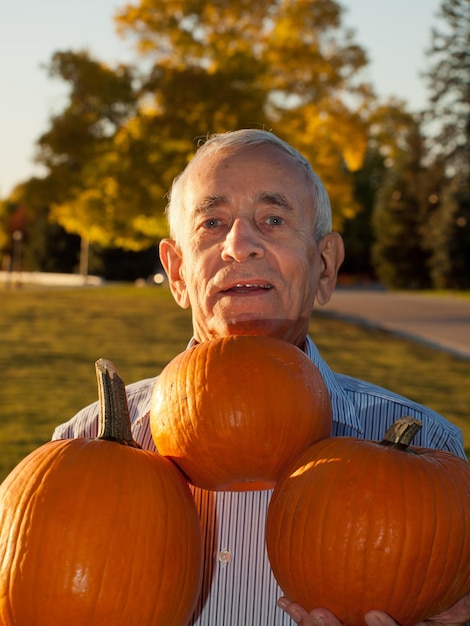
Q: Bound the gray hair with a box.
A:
[166,129,332,242]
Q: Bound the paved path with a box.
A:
[321,289,470,359]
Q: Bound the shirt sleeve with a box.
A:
[334,373,467,460]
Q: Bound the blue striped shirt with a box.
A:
[52,336,466,625]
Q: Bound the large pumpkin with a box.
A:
[150,335,332,491]
[266,417,470,625]
[0,359,203,626]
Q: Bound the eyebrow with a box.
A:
[195,192,294,214]
[256,192,294,212]
[194,194,227,214]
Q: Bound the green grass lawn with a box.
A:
[1,284,469,481]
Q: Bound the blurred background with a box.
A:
[1,0,469,288]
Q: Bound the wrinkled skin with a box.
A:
[160,143,344,348]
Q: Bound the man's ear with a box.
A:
[316,232,345,306]
[159,238,190,309]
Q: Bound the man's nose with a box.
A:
[221,218,265,262]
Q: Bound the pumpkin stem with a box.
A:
[381,416,423,451]
[95,358,141,448]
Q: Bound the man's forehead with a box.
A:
[185,146,308,194]
[178,143,314,217]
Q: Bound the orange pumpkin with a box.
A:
[0,359,203,626]
[266,417,470,626]
[150,335,332,491]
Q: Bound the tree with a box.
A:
[37,51,136,189]
[340,149,384,279]
[420,0,470,287]
[422,166,470,288]
[2,178,81,273]
[116,0,372,227]
[32,0,374,254]
[339,100,422,283]
[35,51,163,252]
[423,0,469,176]
[371,112,433,289]
[0,200,10,262]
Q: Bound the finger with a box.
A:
[365,612,398,626]
[278,597,304,623]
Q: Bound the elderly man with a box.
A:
[54,129,469,626]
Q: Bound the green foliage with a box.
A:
[424,176,470,289]
[424,0,470,173]
[418,0,470,288]
[0,201,9,254]
[26,0,374,249]
[35,51,169,250]
[1,285,468,482]
[371,114,434,288]
[6,0,468,285]
[341,149,387,277]
[358,0,470,290]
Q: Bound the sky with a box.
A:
[0,0,443,198]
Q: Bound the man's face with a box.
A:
[161,144,343,347]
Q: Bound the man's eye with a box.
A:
[203,218,221,229]
[266,216,284,226]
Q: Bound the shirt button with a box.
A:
[218,549,231,566]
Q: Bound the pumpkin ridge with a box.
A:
[383,446,427,621]
[150,335,332,491]
[0,360,203,625]
[427,457,470,609]
[266,419,470,626]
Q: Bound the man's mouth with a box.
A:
[223,283,273,293]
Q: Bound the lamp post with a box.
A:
[12,230,23,288]
[79,236,89,283]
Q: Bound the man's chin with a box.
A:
[224,318,288,339]
[196,315,308,347]
[218,316,309,349]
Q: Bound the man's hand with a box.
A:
[278,592,470,626]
